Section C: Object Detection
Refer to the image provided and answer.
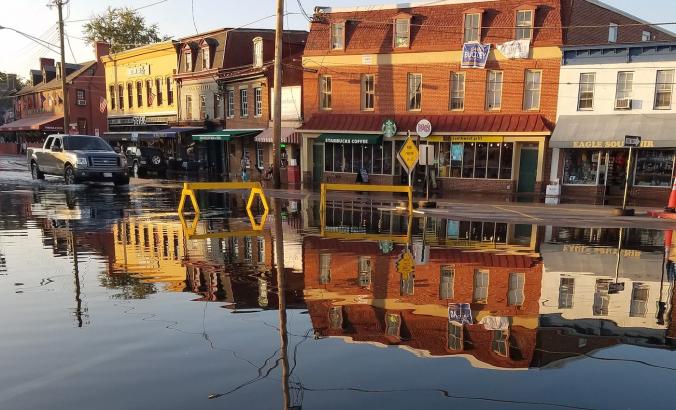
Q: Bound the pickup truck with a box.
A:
[28,134,129,186]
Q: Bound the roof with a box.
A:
[314,0,495,13]
[300,113,553,134]
[100,40,176,62]
[582,0,676,37]
[17,61,96,95]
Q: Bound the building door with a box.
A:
[605,150,628,198]
[517,147,538,193]
[312,143,324,186]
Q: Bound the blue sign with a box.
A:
[461,43,491,69]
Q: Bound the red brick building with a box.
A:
[298,0,670,194]
[0,42,110,152]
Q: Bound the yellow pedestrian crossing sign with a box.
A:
[397,137,419,174]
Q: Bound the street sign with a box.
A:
[416,119,432,139]
[397,137,419,174]
[419,144,435,166]
[382,119,397,138]
[624,135,641,147]
[396,248,415,280]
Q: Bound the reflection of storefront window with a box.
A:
[563,149,599,185]
[593,279,611,316]
[634,149,674,187]
[440,266,454,299]
[454,221,507,243]
[491,330,508,356]
[558,277,574,309]
[447,321,463,351]
[630,283,649,317]
[319,253,331,284]
[358,256,371,287]
[329,306,343,329]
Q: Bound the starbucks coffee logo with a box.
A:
[382,119,397,138]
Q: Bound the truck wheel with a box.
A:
[64,165,77,185]
[31,162,45,180]
[114,176,130,186]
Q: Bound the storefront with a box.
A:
[0,113,64,154]
[254,128,302,185]
[192,129,262,178]
[550,115,676,206]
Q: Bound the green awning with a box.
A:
[317,133,382,145]
[192,129,262,142]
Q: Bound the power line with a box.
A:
[0,26,60,54]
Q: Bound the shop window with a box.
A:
[615,71,633,109]
[331,23,345,50]
[578,73,596,110]
[593,279,612,316]
[463,13,481,43]
[486,71,503,110]
[240,89,248,117]
[492,330,508,357]
[361,74,374,111]
[634,150,674,187]
[109,85,116,110]
[199,95,206,120]
[447,321,463,351]
[319,75,332,110]
[127,83,133,108]
[629,283,649,317]
[608,23,618,43]
[383,141,393,175]
[136,81,143,107]
[408,73,422,111]
[523,70,541,110]
[319,253,331,284]
[558,277,574,309]
[508,272,525,306]
[500,143,513,179]
[486,143,500,178]
[515,10,534,41]
[167,78,174,105]
[394,17,410,48]
[474,143,487,178]
[226,89,234,117]
[450,72,465,110]
[358,256,371,287]
[352,144,363,172]
[462,143,476,177]
[473,269,489,303]
[185,95,193,120]
[254,87,262,117]
[563,149,599,185]
[118,84,124,109]
[373,143,383,174]
[440,266,454,299]
[654,69,674,109]
[155,78,163,105]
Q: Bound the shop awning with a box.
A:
[192,129,262,142]
[254,128,301,144]
[0,114,63,132]
[550,114,676,148]
[317,133,383,145]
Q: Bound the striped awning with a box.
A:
[254,128,301,144]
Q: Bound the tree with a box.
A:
[82,7,170,53]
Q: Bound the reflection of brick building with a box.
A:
[303,236,543,368]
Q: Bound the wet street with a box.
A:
[1,158,676,409]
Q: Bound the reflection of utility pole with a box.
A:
[69,226,83,328]
[614,227,624,284]
[273,198,290,409]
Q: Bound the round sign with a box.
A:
[416,119,432,139]
[381,119,397,138]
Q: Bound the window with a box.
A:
[239,89,248,117]
[615,71,633,109]
[516,10,534,41]
[146,79,153,107]
[167,78,174,105]
[473,269,489,303]
[642,31,652,41]
[361,74,374,111]
[185,95,193,120]
[136,81,143,107]
[76,89,86,106]
[214,94,222,119]
[440,266,454,299]
[450,72,465,110]
[319,75,332,110]
[486,71,503,110]
[329,306,343,329]
[77,118,87,134]
[185,51,192,71]
[441,142,513,180]
[155,78,163,105]
[464,13,481,43]
[558,277,575,309]
[254,87,262,117]
[358,256,371,287]
[109,85,116,110]
[523,70,541,110]
[257,237,265,264]
[563,149,599,185]
[593,279,611,316]
[634,150,674,187]
[608,23,618,43]
[630,283,649,317]
[253,38,263,67]
[127,83,133,108]
[655,69,674,109]
[319,253,331,284]
[331,23,345,50]
[508,272,525,306]
[199,95,206,120]
[324,141,394,175]
[394,17,410,48]
[408,73,422,111]
[226,89,235,117]
[256,144,264,169]
[578,73,596,110]
[447,321,463,351]
[202,46,210,70]
[492,330,508,357]
[385,313,401,337]
[118,84,124,109]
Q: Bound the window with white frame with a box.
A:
[408,73,422,111]
[450,72,465,110]
[630,283,649,317]
[655,69,674,109]
[608,23,618,43]
[319,253,331,284]
[642,31,652,41]
[615,71,633,109]
[155,78,163,105]
[492,330,508,356]
[240,88,248,117]
[523,70,541,110]
[254,87,262,117]
[558,277,574,308]
[508,272,525,306]
[256,144,264,169]
[358,256,371,287]
[447,321,463,351]
[516,10,534,41]
[256,237,265,263]
[226,89,235,117]
[213,94,221,119]
[320,75,332,110]
[331,23,345,50]
[486,71,503,110]
[578,73,596,110]
[394,17,410,48]
[440,266,454,299]
[199,95,206,119]
[464,13,481,43]
[185,51,192,71]
[202,46,210,69]
[253,38,263,67]
[136,81,143,107]
[473,269,489,303]
[167,78,174,105]
[361,74,374,111]
[127,83,133,108]
[593,279,611,316]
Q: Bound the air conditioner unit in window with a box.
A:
[77,99,86,106]
[615,98,632,109]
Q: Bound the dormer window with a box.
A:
[185,50,193,71]
[463,12,482,43]
[253,37,263,67]
[202,46,210,70]
[515,9,534,41]
[394,16,410,48]
[331,22,345,50]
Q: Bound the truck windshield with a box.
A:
[63,136,113,151]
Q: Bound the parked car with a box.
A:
[126,146,167,176]
[27,134,129,186]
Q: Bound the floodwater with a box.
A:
[0,173,675,409]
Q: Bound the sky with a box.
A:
[1,0,675,76]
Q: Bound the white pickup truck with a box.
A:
[27,134,129,186]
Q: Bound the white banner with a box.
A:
[497,39,530,59]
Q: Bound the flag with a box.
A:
[148,92,155,106]
[99,96,107,113]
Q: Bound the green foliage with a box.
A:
[82,7,170,53]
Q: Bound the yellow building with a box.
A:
[101,41,180,141]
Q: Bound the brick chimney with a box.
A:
[39,58,55,70]
[94,41,111,60]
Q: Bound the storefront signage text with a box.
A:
[428,135,503,143]
[572,140,655,148]
[324,137,371,144]
[127,64,150,77]
[562,244,641,257]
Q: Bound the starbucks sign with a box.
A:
[382,119,397,138]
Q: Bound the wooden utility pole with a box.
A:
[53,0,70,133]
[271,0,284,189]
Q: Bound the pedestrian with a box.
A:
[240,154,251,181]
[20,141,27,155]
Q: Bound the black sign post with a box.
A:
[620,135,641,214]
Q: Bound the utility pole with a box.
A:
[271,0,284,189]
[52,0,70,133]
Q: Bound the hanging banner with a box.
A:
[461,43,491,68]
[497,39,530,59]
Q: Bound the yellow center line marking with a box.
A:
[492,205,544,221]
